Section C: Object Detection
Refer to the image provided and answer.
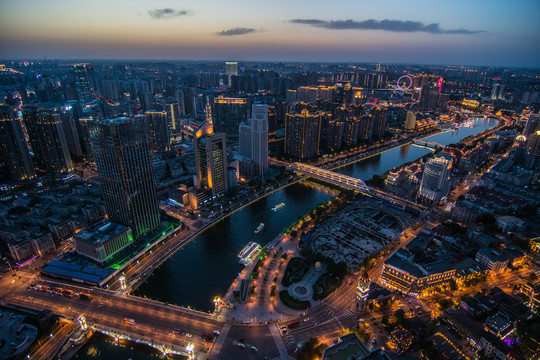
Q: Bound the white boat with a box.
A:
[238,242,262,266]
[272,203,285,211]
[254,223,265,233]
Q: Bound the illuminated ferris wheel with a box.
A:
[397,75,413,90]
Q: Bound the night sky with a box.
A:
[1,0,539,67]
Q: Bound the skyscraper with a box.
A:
[491,83,506,100]
[144,111,170,153]
[194,124,229,196]
[73,63,94,104]
[89,116,160,239]
[23,106,73,174]
[419,83,440,109]
[285,109,323,159]
[404,111,417,132]
[212,96,248,138]
[250,104,269,176]
[225,62,238,87]
[418,153,453,203]
[0,106,35,181]
[162,99,180,140]
[371,106,388,139]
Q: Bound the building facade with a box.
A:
[23,106,73,174]
[0,106,35,181]
[285,109,325,159]
[212,96,248,137]
[194,124,229,196]
[89,116,160,239]
[74,221,133,265]
[418,153,453,203]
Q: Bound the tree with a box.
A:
[394,309,405,319]
[290,230,298,238]
[296,337,327,360]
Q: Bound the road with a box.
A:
[8,281,224,356]
[29,320,77,360]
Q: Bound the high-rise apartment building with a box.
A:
[23,106,73,174]
[194,124,229,196]
[404,111,417,132]
[419,83,440,109]
[285,109,324,159]
[371,106,388,139]
[491,83,506,100]
[144,111,170,153]
[89,116,160,239]
[0,106,35,181]
[212,97,248,138]
[418,153,453,203]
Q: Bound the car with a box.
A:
[372,339,377,344]
[213,330,220,336]
[185,333,192,338]
[250,346,258,352]
[237,343,246,348]
[371,316,376,321]
[281,329,287,335]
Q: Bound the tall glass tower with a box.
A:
[89,116,160,239]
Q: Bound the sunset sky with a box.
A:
[1,0,539,66]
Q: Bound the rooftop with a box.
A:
[74,221,131,245]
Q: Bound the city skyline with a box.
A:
[1,0,539,67]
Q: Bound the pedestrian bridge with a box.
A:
[290,162,370,193]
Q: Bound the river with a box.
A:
[79,117,497,357]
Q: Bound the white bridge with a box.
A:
[412,139,444,149]
[290,162,370,193]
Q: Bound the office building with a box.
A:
[194,124,229,196]
[144,110,170,153]
[89,116,160,239]
[404,111,417,132]
[212,96,248,138]
[23,106,73,174]
[162,99,180,140]
[73,63,94,104]
[418,153,453,202]
[0,106,35,181]
[225,61,238,87]
[74,221,133,265]
[251,104,269,176]
[285,109,324,159]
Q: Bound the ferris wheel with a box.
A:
[397,75,413,90]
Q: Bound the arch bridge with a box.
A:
[290,162,370,194]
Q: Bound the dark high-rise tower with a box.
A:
[144,111,170,153]
[23,106,73,174]
[73,63,94,104]
[89,116,160,239]
[285,109,324,159]
[212,97,248,138]
[0,106,35,181]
